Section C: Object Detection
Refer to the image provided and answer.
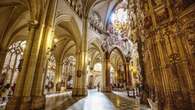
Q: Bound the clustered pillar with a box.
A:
[101,51,111,92]
[124,58,132,90]
[5,0,58,109]
[72,17,88,96]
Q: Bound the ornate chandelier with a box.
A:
[111,7,129,36]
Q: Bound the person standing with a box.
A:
[97,82,100,91]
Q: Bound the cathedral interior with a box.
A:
[0,0,195,110]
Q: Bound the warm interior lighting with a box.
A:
[54,38,58,43]
[110,8,129,35]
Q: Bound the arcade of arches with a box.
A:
[0,0,195,110]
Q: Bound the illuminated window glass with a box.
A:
[62,56,76,89]
[44,54,56,94]
[110,0,129,35]
[2,41,26,85]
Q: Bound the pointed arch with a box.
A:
[109,46,126,64]
[55,14,82,46]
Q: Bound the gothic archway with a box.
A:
[0,40,26,104]
[44,54,56,94]
[109,47,127,91]
[61,56,76,90]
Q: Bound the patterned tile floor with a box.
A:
[65,90,150,110]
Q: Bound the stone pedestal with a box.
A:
[101,86,111,92]
[72,88,87,96]
[190,90,195,110]
[19,97,31,110]
[6,96,20,110]
[6,96,31,110]
[31,96,45,110]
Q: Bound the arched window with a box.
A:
[62,56,76,89]
[94,63,102,72]
[1,40,26,86]
[0,40,26,103]
[44,54,56,94]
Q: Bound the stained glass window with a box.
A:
[0,40,26,103]
[62,56,76,89]
[2,41,26,86]
[45,54,56,94]
[94,63,102,72]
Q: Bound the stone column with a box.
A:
[114,65,118,84]
[30,28,55,110]
[6,17,43,110]
[55,62,62,83]
[55,61,63,92]
[72,48,87,96]
[101,52,111,92]
[5,19,42,110]
[72,17,88,96]
[124,58,132,89]
[30,0,58,109]
[6,0,58,109]
[72,49,81,95]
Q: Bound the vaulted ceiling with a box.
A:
[0,0,30,49]
[89,0,121,29]
[0,0,128,67]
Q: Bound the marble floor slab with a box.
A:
[66,90,115,110]
[65,90,150,110]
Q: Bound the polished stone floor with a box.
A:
[66,90,115,110]
[65,90,150,110]
[1,90,150,110]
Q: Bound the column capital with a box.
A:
[82,14,88,20]
[28,20,39,29]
